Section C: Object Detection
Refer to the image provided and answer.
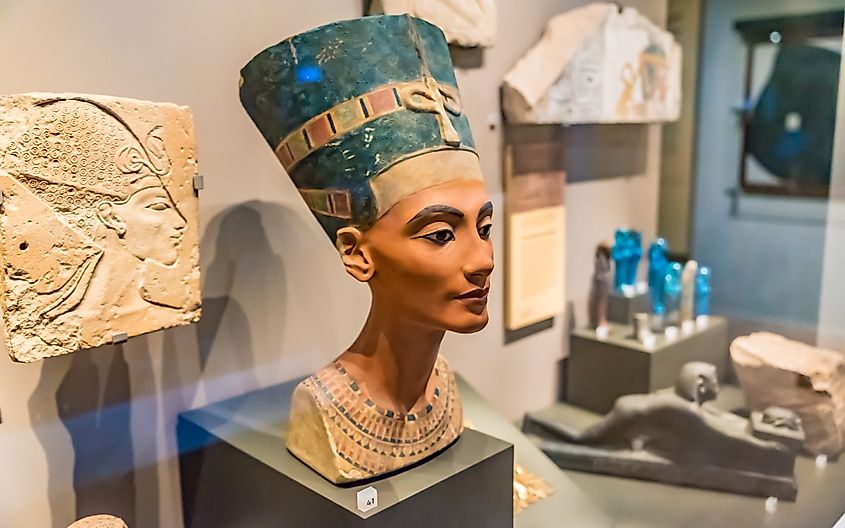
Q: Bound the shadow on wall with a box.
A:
[28,344,140,527]
[24,200,339,527]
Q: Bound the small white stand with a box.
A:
[664,326,680,343]
[642,333,657,350]
[596,325,610,341]
[635,281,649,295]
[696,314,710,329]
[634,313,650,342]
[816,454,829,469]
[357,486,378,513]
[764,496,778,513]
[621,284,636,298]
[681,320,696,336]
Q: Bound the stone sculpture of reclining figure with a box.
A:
[524,362,804,499]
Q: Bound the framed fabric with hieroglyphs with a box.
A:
[0,93,201,363]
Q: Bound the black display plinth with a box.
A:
[178,378,513,528]
[566,316,728,414]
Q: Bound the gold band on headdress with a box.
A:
[274,79,463,172]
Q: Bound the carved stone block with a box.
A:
[67,515,127,528]
[502,3,681,124]
[0,94,202,362]
[731,332,845,456]
[369,0,497,48]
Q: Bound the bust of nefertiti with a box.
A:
[240,15,494,483]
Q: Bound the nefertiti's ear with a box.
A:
[336,226,374,282]
[97,202,127,238]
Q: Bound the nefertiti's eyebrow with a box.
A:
[406,204,465,225]
[478,201,493,218]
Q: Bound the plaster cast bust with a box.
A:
[240,15,493,484]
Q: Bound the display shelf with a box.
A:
[532,387,845,528]
[566,316,728,414]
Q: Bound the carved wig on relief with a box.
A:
[240,15,493,484]
[0,94,201,363]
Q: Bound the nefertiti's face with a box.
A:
[363,178,494,333]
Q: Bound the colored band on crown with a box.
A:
[273,79,462,172]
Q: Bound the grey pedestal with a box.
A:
[178,379,513,528]
[606,289,650,324]
[566,316,728,414]
[457,375,613,528]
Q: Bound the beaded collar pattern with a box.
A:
[302,354,463,477]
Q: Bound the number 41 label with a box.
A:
[357,486,378,513]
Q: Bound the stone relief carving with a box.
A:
[0,94,201,362]
[67,515,128,528]
[369,0,497,48]
[732,332,845,456]
[502,3,681,124]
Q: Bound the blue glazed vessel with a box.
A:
[695,266,712,316]
[648,238,668,314]
[663,261,683,316]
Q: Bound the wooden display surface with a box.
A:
[541,387,845,527]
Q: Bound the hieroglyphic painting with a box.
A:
[0,94,201,362]
[502,3,681,124]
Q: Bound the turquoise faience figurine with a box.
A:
[611,228,642,290]
[695,266,712,317]
[648,238,668,314]
[663,261,682,320]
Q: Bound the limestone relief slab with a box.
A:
[502,3,681,124]
[0,94,201,362]
[370,0,497,48]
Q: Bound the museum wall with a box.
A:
[818,21,845,351]
[692,0,843,338]
[657,0,701,257]
[0,0,664,526]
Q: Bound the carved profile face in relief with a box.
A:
[100,177,187,266]
[0,94,201,362]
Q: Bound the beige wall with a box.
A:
[818,24,845,350]
[658,0,701,255]
[0,1,663,526]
